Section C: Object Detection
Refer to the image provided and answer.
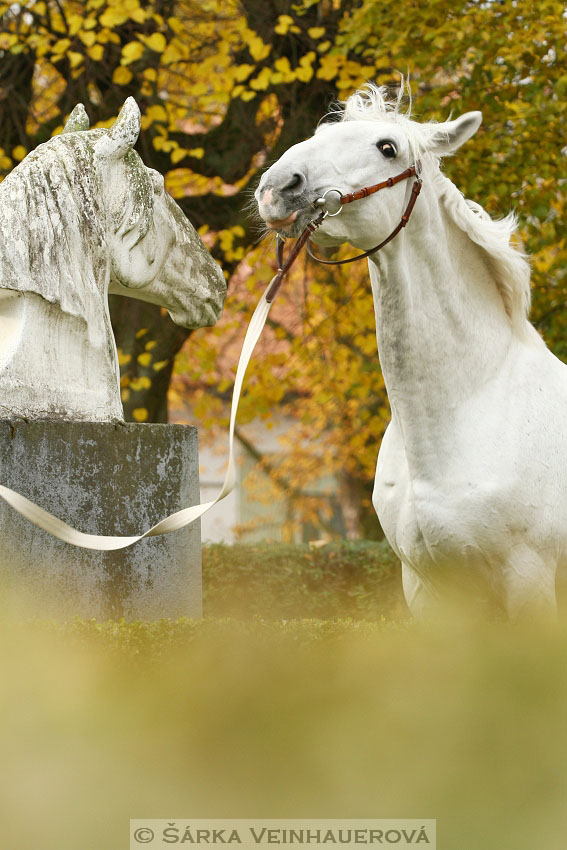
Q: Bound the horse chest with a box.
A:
[373,417,548,575]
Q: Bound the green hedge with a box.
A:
[41,615,408,663]
[202,540,406,620]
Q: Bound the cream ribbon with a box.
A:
[0,284,274,550]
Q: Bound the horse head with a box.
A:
[83,98,226,328]
[0,99,226,335]
[255,84,481,254]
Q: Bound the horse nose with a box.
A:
[259,169,307,203]
[280,172,306,196]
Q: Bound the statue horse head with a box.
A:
[0,98,226,420]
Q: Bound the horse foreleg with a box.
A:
[500,547,557,621]
[401,562,440,619]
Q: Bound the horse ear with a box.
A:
[62,104,90,133]
[427,111,482,156]
[95,97,141,160]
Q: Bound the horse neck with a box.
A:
[369,179,515,472]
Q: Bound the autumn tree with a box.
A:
[1,0,565,537]
[0,0,380,421]
[170,0,567,537]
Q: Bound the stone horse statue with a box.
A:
[0,98,226,421]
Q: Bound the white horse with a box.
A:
[0,98,226,421]
[256,84,566,618]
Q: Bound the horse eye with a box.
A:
[377,140,397,158]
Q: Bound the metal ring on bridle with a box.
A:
[315,188,344,217]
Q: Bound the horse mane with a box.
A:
[435,175,532,333]
[333,82,533,336]
[0,133,107,334]
[0,130,155,342]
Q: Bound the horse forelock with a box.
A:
[324,81,427,162]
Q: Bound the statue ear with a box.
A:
[427,111,482,156]
[95,97,141,160]
[62,104,90,133]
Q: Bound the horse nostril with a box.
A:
[282,172,306,195]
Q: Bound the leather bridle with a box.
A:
[266,161,422,303]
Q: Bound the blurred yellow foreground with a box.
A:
[1,610,566,850]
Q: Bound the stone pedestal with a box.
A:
[0,420,201,620]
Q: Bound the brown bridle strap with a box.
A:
[339,164,418,205]
[266,211,326,303]
[307,165,422,265]
[265,162,422,302]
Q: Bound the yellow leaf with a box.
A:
[99,8,128,27]
[188,148,204,158]
[67,14,82,35]
[308,27,325,39]
[274,57,291,74]
[170,147,188,164]
[234,63,255,82]
[146,104,168,123]
[83,17,97,30]
[68,51,84,69]
[144,32,166,53]
[153,360,170,372]
[113,66,133,85]
[316,54,340,81]
[274,14,294,35]
[241,90,256,102]
[137,352,152,366]
[122,41,144,64]
[67,50,85,68]
[87,44,104,61]
[295,62,314,83]
[132,408,148,422]
[52,38,71,55]
[79,30,96,47]
[135,328,148,339]
[162,41,186,64]
[248,35,270,61]
[130,376,152,391]
[117,350,131,366]
[12,146,26,162]
[129,8,146,24]
[250,67,271,91]
[191,81,208,96]
[300,51,316,66]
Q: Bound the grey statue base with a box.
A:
[0,420,201,620]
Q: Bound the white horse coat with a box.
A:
[256,85,565,618]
